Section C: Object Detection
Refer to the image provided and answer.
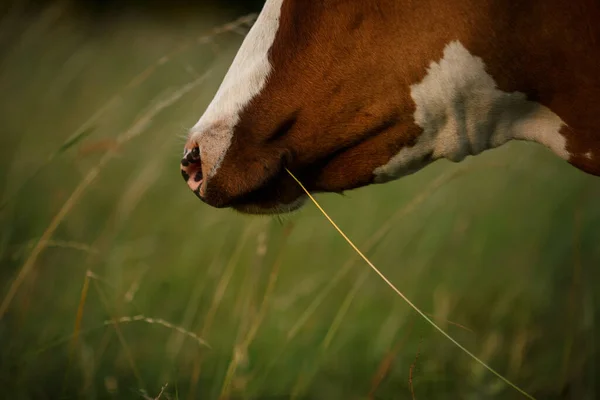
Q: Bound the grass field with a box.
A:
[1,4,599,399]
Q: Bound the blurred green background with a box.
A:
[1,1,599,399]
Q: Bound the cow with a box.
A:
[180,0,599,215]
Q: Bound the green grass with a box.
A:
[1,4,599,399]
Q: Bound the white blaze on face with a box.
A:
[189,0,284,178]
[374,40,569,183]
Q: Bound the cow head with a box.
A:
[181,0,600,214]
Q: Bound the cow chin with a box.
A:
[231,195,307,215]
[232,177,309,215]
[207,165,309,215]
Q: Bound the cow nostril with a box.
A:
[181,145,204,199]
[184,145,201,164]
[193,170,202,182]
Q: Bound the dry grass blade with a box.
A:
[424,312,473,333]
[93,281,146,390]
[219,223,294,398]
[285,168,536,400]
[61,270,92,394]
[163,233,230,368]
[321,268,369,351]
[368,317,416,400]
[103,316,210,349]
[154,383,169,400]
[11,239,98,260]
[72,271,92,349]
[140,382,169,400]
[0,70,212,320]
[188,222,256,398]
[243,223,294,348]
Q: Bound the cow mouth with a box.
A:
[227,169,308,215]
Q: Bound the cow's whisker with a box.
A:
[285,168,535,400]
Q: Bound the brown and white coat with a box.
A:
[181,0,600,214]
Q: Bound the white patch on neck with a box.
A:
[189,0,283,177]
[584,151,594,160]
[374,40,569,183]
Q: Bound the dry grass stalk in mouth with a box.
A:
[285,168,536,400]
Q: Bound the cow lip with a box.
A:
[227,166,306,214]
[229,169,286,206]
[231,195,307,215]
